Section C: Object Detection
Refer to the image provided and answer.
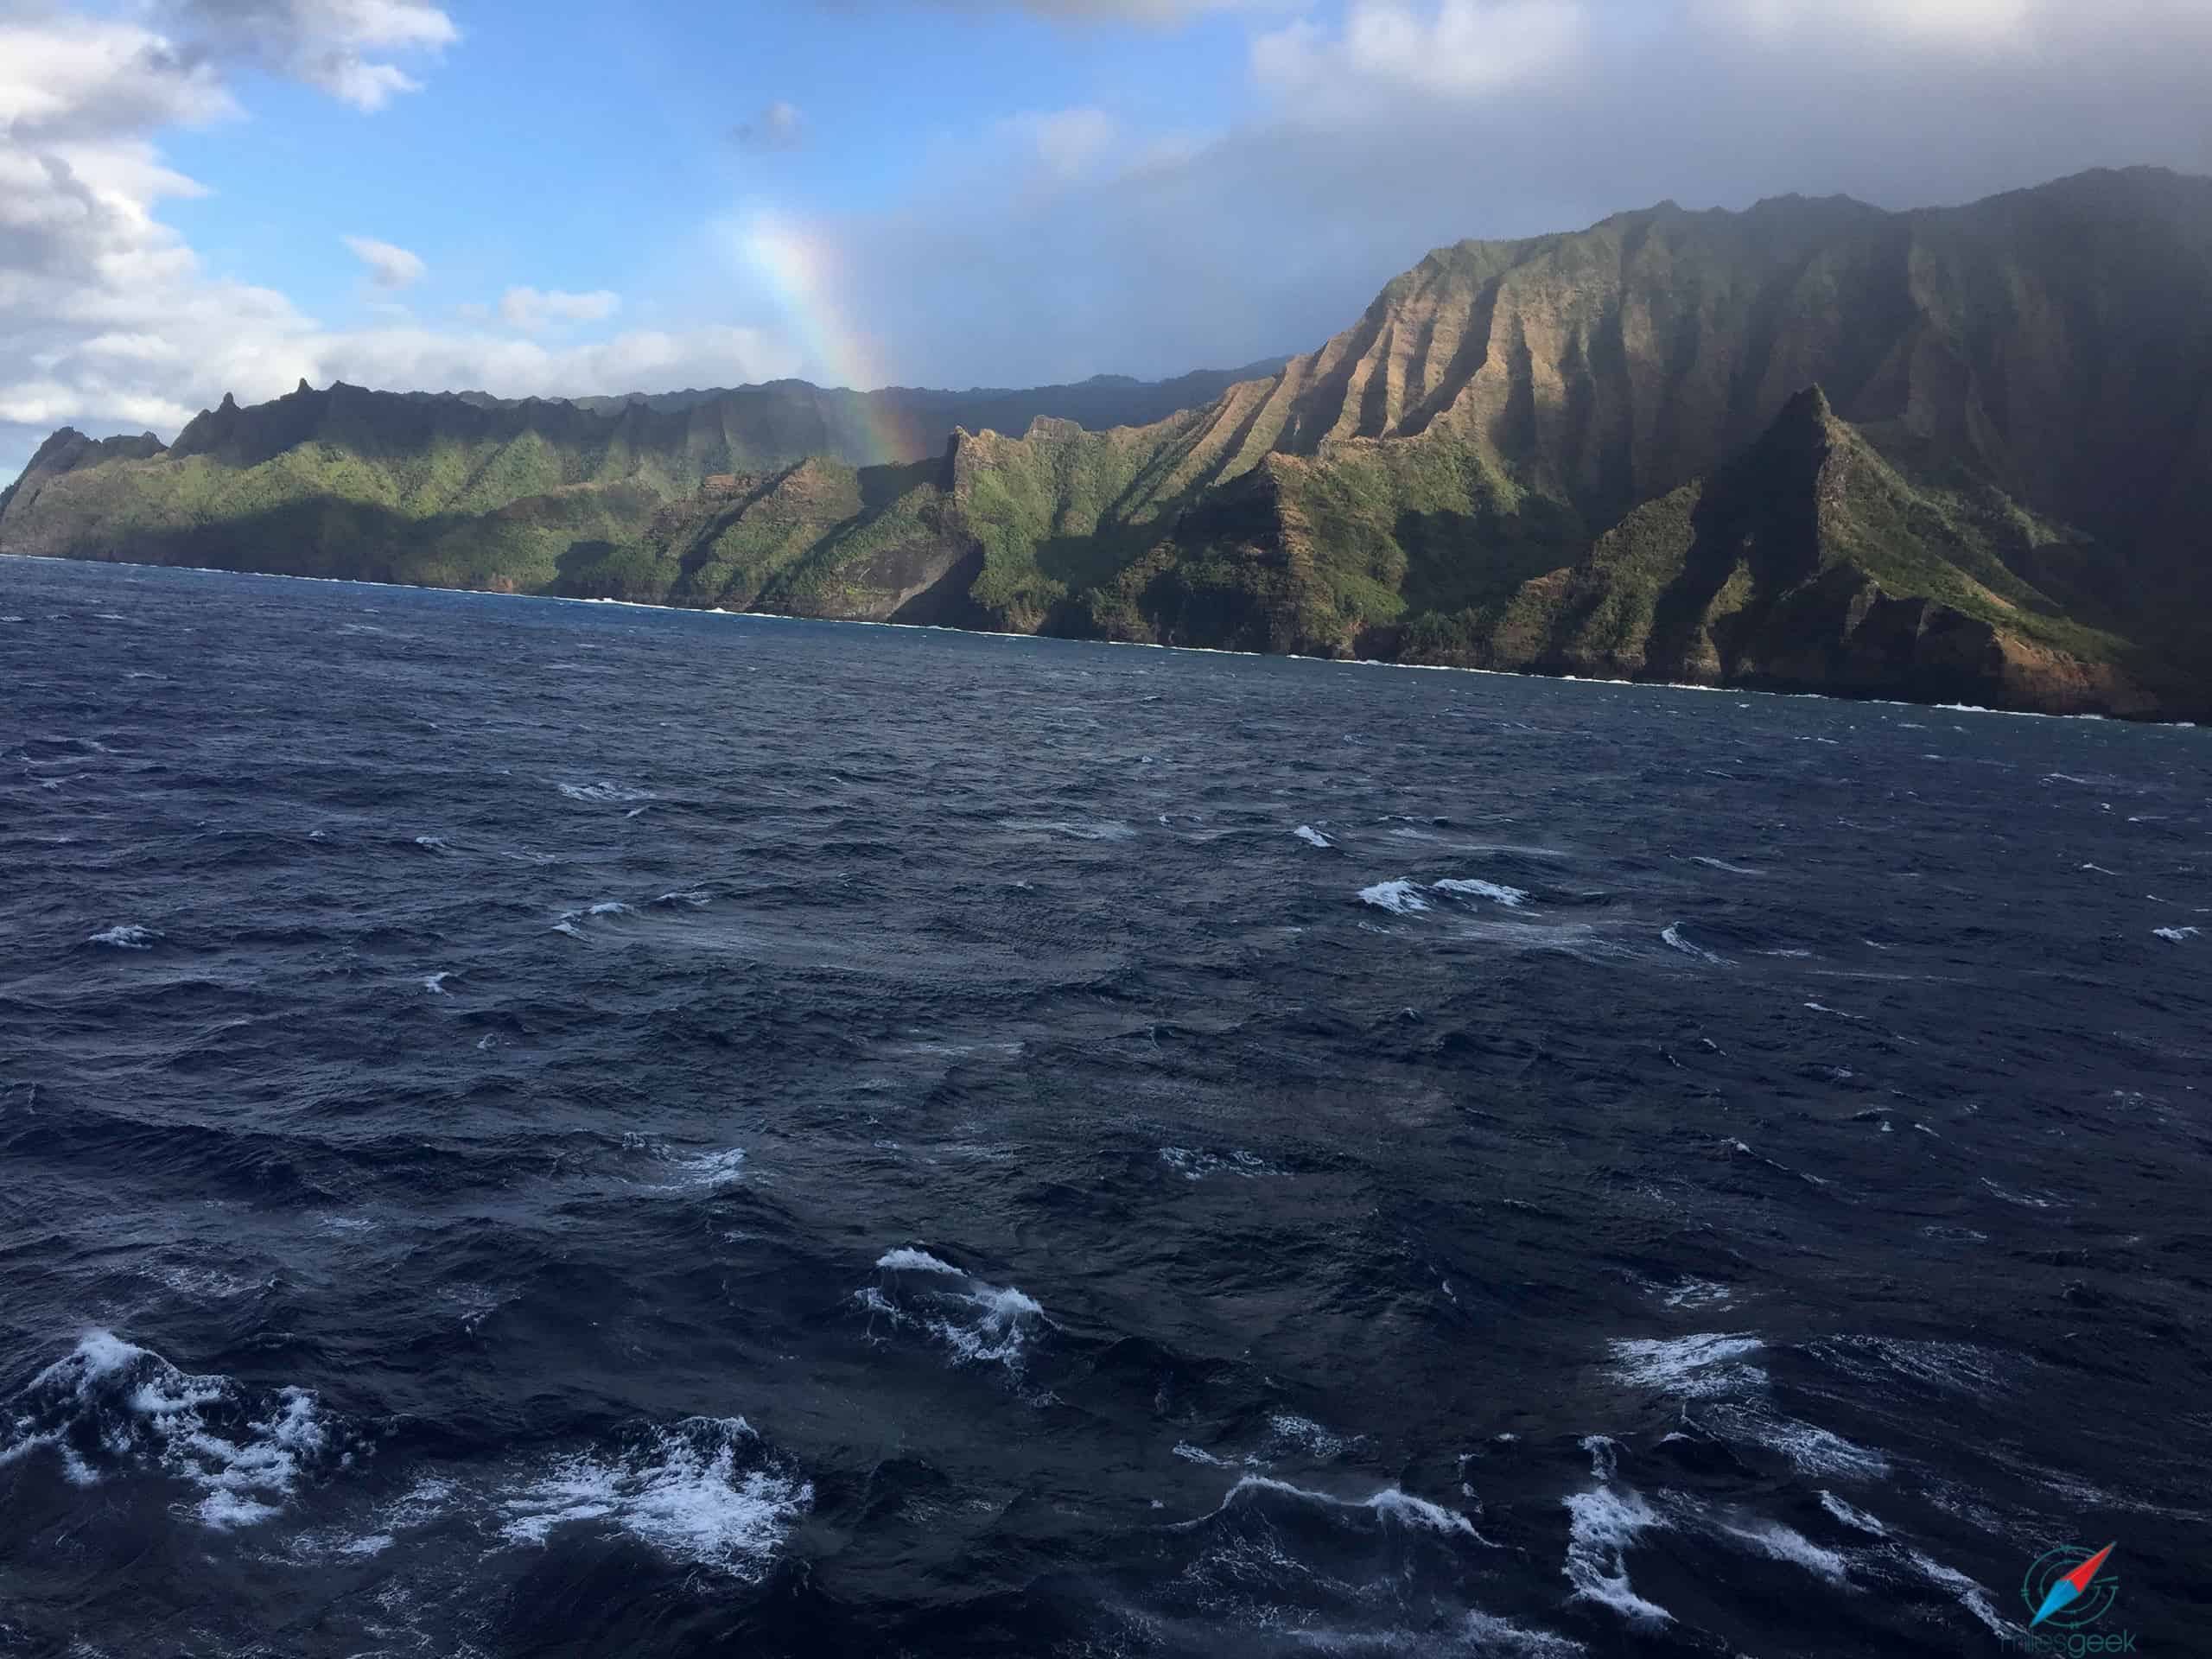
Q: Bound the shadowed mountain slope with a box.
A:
[5,168,2209,715]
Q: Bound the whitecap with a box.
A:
[1357,879,1431,915]
[1714,1516,1851,1584]
[1159,1147,1272,1181]
[422,971,452,995]
[1661,1279,1732,1310]
[1434,878,1529,907]
[1294,824,1333,848]
[497,1416,809,1578]
[1606,1332,1765,1397]
[1980,1178,2059,1210]
[1562,1487,1670,1624]
[1692,856,1762,875]
[1820,1491,1888,1535]
[1660,924,1723,963]
[88,924,160,950]
[1905,1550,2012,1637]
[1701,1402,1890,1479]
[558,781,656,805]
[1804,1001,1865,1020]
[1458,1611,1587,1656]
[658,1147,746,1191]
[1217,1474,1478,1538]
[2153,926,2200,943]
[0,1331,335,1529]
[414,835,449,853]
[1262,1412,1359,1462]
[875,1247,963,1275]
[1173,1441,1240,1467]
[861,1249,1048,1373]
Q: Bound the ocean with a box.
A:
[2,556,2207,1657]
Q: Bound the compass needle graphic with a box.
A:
[2030,1542,2117,1628]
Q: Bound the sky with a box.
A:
[3,0,2210,482]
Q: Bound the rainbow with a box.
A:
[740,218,934,467]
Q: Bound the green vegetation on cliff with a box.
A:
[5,168,2209,716]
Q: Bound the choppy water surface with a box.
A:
[3,558,2209,1657]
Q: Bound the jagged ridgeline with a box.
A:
[5,167,2210,715]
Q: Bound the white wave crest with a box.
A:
[88,925,160,950]
[2154,926,2200,943]
[498,1416,809,1577]
[861,1249,1048,1372]
[1357,879,1431,915]
[1606,1333,1766,1397]
[1219,1474,1478,1537]
[1434,878,1529,906]
[558,781,656,805]
[0,1331,334,1529]
[1294,824,1333,848]
[1562,1487,1670,1624]
[1715,1516,1851,1584]
[1660,924,1723,963]
[1819,1491,1888,1535]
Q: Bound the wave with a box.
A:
[654,1147,747,1191]
[87,924,160,950]
[1213,1474,1479,1538]
[1158,1147,1274,1181]
[1691,855,1763,875]
[999,817,1136,842]
[1561,1486,1669,1624]
[558,781,656,805]
[1294,824,1334,848]
[860,1248,1049,1374]
[1357,880,1431,915]
[2154,925,2200,943]
[1433,877,1529,907]
[0,1331,337,1529]
[1659,923,1724,964]
[497,1416,810,1579]
[1607,1333,1766,1396]
[1712,1516,1850,1584]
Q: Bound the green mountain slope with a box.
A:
[5,168,2209,715]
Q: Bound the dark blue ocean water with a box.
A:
[2,556,2209,1658]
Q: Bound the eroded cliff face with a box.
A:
[5,169,2208,715]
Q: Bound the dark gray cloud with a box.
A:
[823,0,2212,386]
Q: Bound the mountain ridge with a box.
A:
[5,167,2209,716]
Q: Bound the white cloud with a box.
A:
[499,286,623,331]
[342,234,425,289]
[1254,0,1588,101]
[947,0,1294,22]
[174,0,459,111]
[0,5,782,481]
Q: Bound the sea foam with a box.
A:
[498,1416,809,1578]
[0,1331,336,1529]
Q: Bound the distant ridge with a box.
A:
[5,168,2209,715]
